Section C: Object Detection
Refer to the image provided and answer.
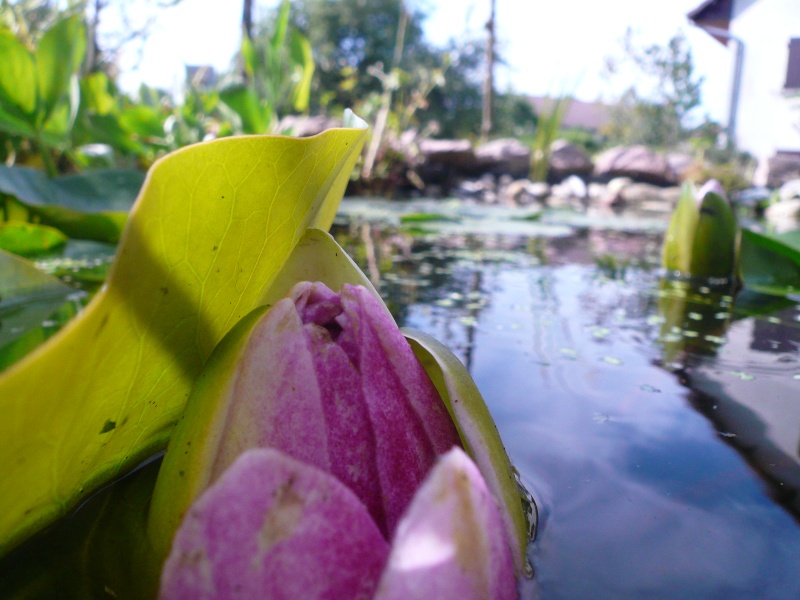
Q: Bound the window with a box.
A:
[786,38,800,89]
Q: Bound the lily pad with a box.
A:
[740,228,800,297]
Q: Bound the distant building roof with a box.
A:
[528,96,611,132]
[688,0,734,45]
[185,65,218,89]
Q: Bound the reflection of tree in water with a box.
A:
[332,221,554,369]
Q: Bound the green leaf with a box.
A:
[289,30,314,112]
[118,105,167,140]
[0,30,37,120]
[0,222,68,256]
[689,191,738,280]
[219,85,270,133]
[0,167,144,243]
[662,183,700,274]
[0,120,368,556]
[81,72,116,115]
[740,228,800,297]
[34,15,86,126]
[403,329,530,576]
[0,249,73,351]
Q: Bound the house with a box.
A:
[688,0,800,185]
[528,96,611,133]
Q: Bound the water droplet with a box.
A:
[459,316,478,327]
[640,384,661,393]
[688,312,703,321]
[683,330,699,338]
[436,298,455,308]
[560,348,578,358]
[718,431,737,438]
[704,335,726,344]
[592,413,611,423]
[603,356,623,365]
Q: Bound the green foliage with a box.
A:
[0,165,142,243]
[529,94,571,182]
[223,0,315,134]
[0,14,86,174]
[605,29,703,149]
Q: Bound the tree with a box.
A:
[604,29,704,148]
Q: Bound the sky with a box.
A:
[116,0,734,125]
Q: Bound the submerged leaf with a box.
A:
[0,119,368,555]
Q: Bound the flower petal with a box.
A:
[374,447,516,600]
[159,448,389,600]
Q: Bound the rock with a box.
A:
[659,186,683,206]
[474,138,531,178]
[275,115,340,137]
[418,139,476,171]
[766,152,800,189]
[548,140,593,182]
[500,179,547,206]
[594,145,678,185]
[778,179,800,202]
[527,181,551,200]
[666,152,695,181]
[765,198,800,232]
[551,175,587,200]
[619,183,669,205]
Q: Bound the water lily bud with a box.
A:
[159,447,390,600]
[148,282,461,555]
[374,447,517,600]
[662,180,739,283]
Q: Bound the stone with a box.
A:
[474,138,531,178]
[765,198,800,232]
[550,175,587,200]
[500,179,546,206]
[778,179,800,202]
[418,139,476,171]
[666,152,695,181]
[619,183,669,205]
[766,152,800,189]
[548,140,593,182]
[594,145,678,185]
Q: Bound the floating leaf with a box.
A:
[0,222,67,256]
[0,166,144,243]
[740,228,800,297]
[0,249,73,352]
[0,118,368,555]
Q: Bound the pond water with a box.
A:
[334,198,800,599]
[3,197,800,599]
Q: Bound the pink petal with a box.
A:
[202,281,460,539]
[159,448,389,600]
[335,284,462,535]
[374,448,517,600]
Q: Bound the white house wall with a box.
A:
[730,0,800,183]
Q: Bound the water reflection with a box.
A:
[332,201,800,600]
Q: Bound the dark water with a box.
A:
[333,201,800,600]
